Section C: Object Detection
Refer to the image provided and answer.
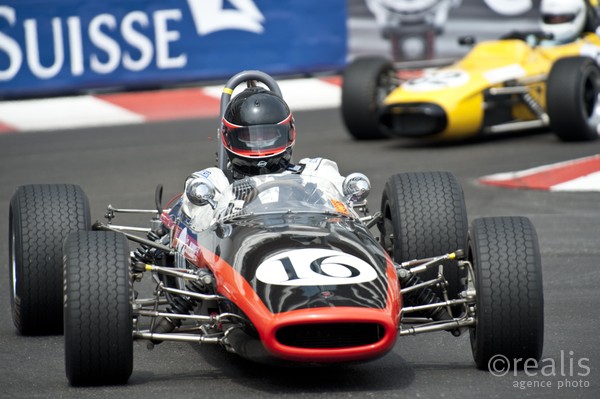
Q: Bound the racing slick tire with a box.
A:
[9,184,90,335]
[468,217,544,370]
[341,56,396,140]
[379,172,468,300]
[547,56,600,142]
[63,231,133,386]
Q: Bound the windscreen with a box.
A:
[213,174,354,221]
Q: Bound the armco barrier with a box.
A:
[0,0,347,99]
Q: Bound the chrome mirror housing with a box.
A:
[185,177,217,209]
[342,173,371,203]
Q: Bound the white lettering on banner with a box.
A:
[89,14,121,74]
[0,6,22,80]
[153,9,186,69]
[0,1,264,82]
[67,17,84,76]
[122,11,153,72]
[0,6,191,81]
[24,18,64,79]
[187,0,265,35]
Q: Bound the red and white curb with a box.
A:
[478,155,600,192]
[0,76,342,134]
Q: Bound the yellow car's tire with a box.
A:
[547,56,600,142]
[341,57,396,140]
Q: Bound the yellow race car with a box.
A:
[342,20,600,142]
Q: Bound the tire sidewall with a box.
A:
[8,197,23,329]
[547,56,600,141]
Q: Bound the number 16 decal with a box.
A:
[255,248,378,286]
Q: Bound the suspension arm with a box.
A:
[401,298,468,315]
[93,221,174,254]
[135,309,244,323]
[133,331,222,344]
[399,317,475,336]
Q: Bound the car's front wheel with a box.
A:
[64,231,133,386]
[341,56,397,140]
[468,216,544,370]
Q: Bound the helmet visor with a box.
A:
[543,13,576,25]
[222,115,294,156]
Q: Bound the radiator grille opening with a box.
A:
[276,323,385,349]
[380,103,447,137]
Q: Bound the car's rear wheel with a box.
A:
[379,172,468,300]
[547,56,600,141]
[9,184,90,335]
[468,217,544,370]
[341,56,396,140]
[64,231,133,386]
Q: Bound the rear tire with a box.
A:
[379,172,468,300]
[469,217,544,370]
[341,56,396,140]
[9,184,90,335]
[547,56,600,141]
[64,231,133,386]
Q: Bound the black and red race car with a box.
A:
[9,71,544,386]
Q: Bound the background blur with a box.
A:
[1,0,541,99]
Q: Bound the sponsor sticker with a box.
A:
[402,69,470,92]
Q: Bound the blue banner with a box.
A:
[0,0,347,98]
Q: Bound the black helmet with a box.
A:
[221,87,295,176]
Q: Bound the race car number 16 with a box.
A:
[255,248,378,286]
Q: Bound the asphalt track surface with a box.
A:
[1,108,599,399]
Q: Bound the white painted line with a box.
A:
[550,171,600,192]
[278,78,341,110]
[0,96,144,131]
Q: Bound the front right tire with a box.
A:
[469,216,544,370]
[64,231,133,386]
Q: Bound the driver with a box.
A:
[539,0,588,44]
[182,87,353,227]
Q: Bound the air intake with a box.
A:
[276,323,385,349]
